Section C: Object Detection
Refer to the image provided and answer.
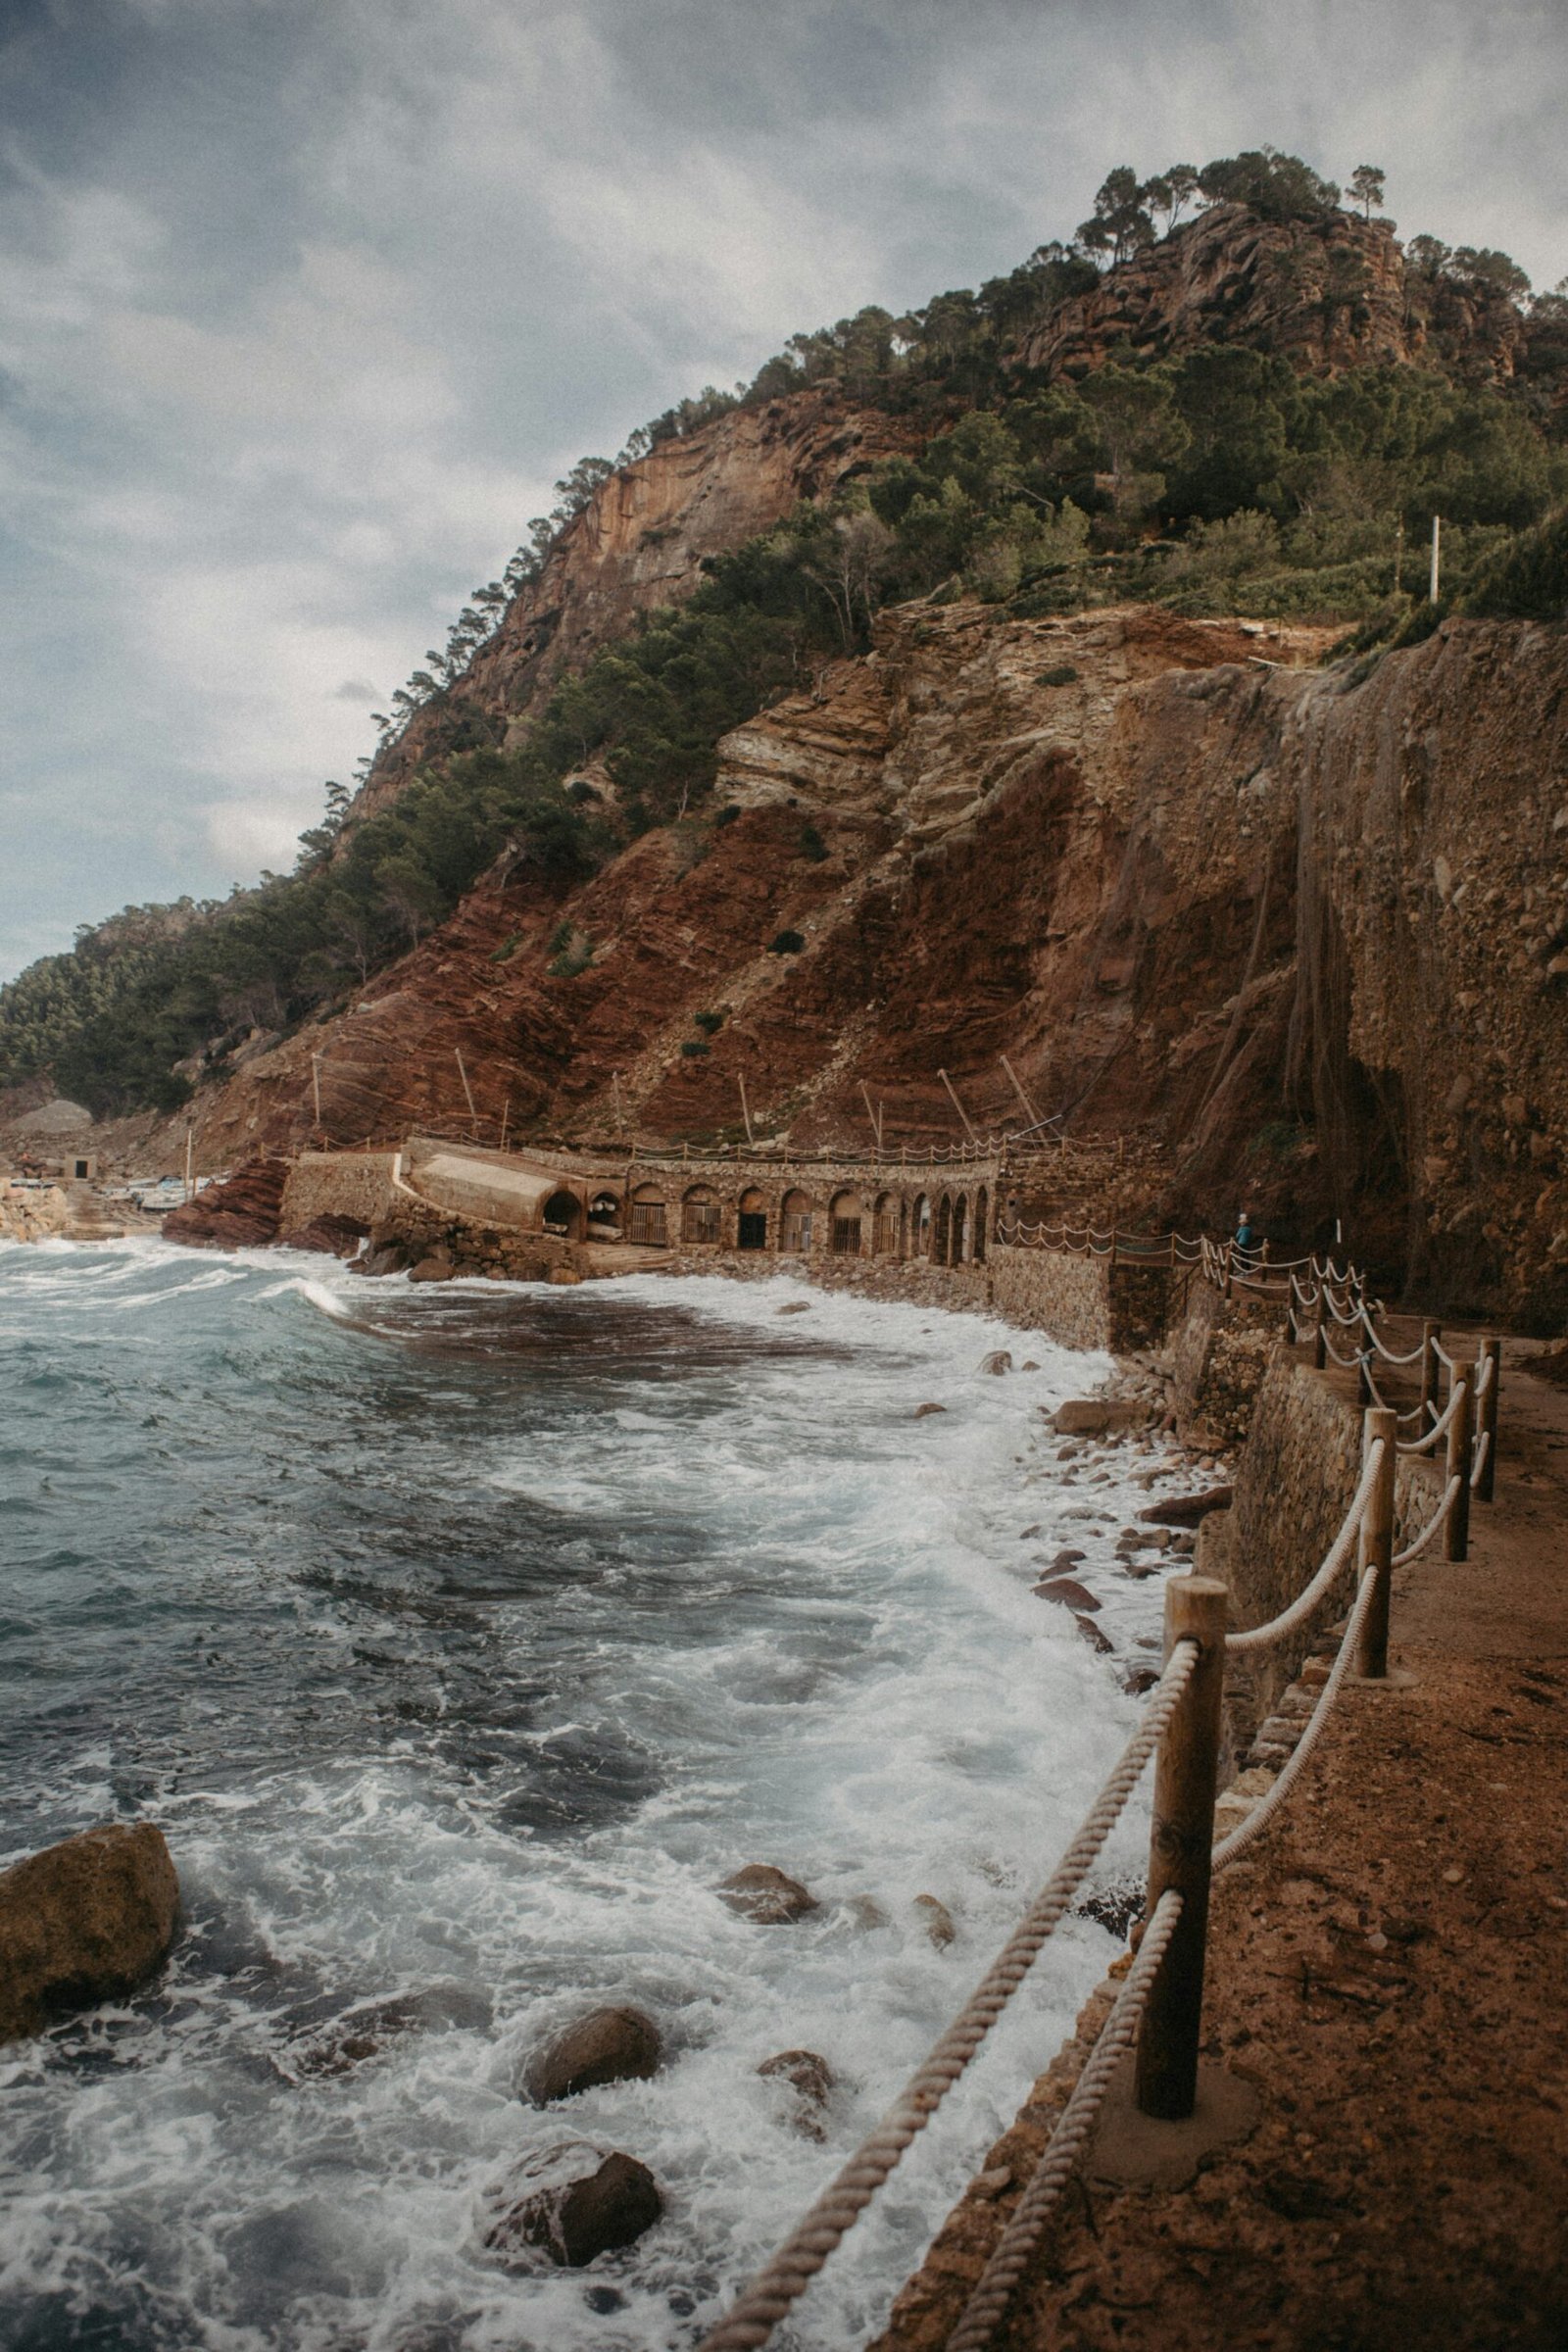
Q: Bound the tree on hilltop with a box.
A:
[1348,165,1387,220]
[1198,148,1341,222]
[1076,167,1158,265]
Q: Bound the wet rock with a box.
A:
[759,2048,834,2135]
[357,1242,410,1277]
[978,1349,1013,1375]
[1018,1523,1042,1540]
[1053,1397,1147,1435]
[1032,1577,1101,1612]
[0,1823,180,2040]
[289,1212,370,1257]
[1140,1484,1234,1528]
[1048,1547,1087,1572]
[847,1894,888,1929]
[1020,1360,1040,1371]
[480,2142,662,2269]
[409,1251,456,1284]
[1122,1666,1161,1694]
[913,1401,947,1418]
[1077,1883,1145,1938]
[718,1865,819,1925]
[1075,1614,1115,1654]
[161,1157,287,1250]
[913,1894,956,1948]
[521,2005,662,2105]
[548,1267,582,1286]
[776,1301,810,1315]
[288,1984,490,2080]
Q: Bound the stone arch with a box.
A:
[780,1188,815,1253]
[738,1187,768,1252]
[952,1192,968,1265]
[681,1183,721,1246]
[542,1187,583,1240]
[872,1193,900,1255]
[830,1189,869,1256]
[973,1184,988,1264]
[628,1183,668,1247]
[933,1194,952,1265]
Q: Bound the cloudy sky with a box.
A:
[2,0,1565,979]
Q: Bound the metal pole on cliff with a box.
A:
[938,1067,982,1147]
[184,1122,194,1205]
[1429,514,1443,603]
[454,1051,478,1135]
[738,1074,755,1148]
[311,1054,321,1129]
[1000,1053,1042,1130]
[500,1096,511,1155]
[858,1083,883,1155]
[1136,1576,1228,2122]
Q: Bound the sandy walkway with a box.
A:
[876,1347,1568,2352]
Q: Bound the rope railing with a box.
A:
[1394,1474,1464,1566]
[945,1888,1185,2352]
[694,1642,1200,2352]
[1224,1440,1386,1656]
[1397,1377,1467,1455]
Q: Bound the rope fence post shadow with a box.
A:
[1445,1364,1473,1561]
[1420,1319,1441,1425]
[1353,1407,1397,1679]
[1135,1576,1228,2123]
[1314,1288,1328,1370]
[1477,1337,1500,1504]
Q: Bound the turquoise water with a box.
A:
[0,1238,1173,2351]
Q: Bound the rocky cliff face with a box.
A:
[173,594,1568,1323]
[1016,204,1526,383]
[358,387,923,810]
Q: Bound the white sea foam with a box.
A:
[0,1241,1200,2349]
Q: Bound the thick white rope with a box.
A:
[1394,1473,1463,1565]
[1224,1440,1383,1654]
[1473,1350,1495,1401]
[694,1643,1200,2352]
[1214,1567,1377,1873]
[1396,1377,1467,1455]
[1468,1430,1492,1494]
[944,1888,1186,2352]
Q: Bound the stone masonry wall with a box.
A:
[280,1151,405,1239]
[987,1244,1111,1348]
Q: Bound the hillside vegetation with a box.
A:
[4,149,1565,1116]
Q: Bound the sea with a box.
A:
[0,1236,1185,2351]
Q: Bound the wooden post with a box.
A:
[859,1083,883,1155]
[612,1070,624,1133]
[1445,1360,1473,1562]
[1476,1336,1500,1504]
[1313,1288,1328,1371]
[184,1122,195,1205]
[738,1074,755,1148]
[312,1053,322,1128]
[1136,1576,1228,2123]
[938,1067,982,1146]
[499,1096,510,1155]
[1223,1244,1234,1300]
[1354,1407,1398,1679]
[1420,1321,1441,1427]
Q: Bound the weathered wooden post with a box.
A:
[1419,1320,1441,1426]
[1476,1336,1500,1503]
[1353,1406,1398,1679]
[1313,1286,1328,1371]
[1445,1360,1473,1562]
[1135,1576,1228,2122]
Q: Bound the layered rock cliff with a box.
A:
[172,599,1568,1325]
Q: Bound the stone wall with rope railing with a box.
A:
[687,1327,1501,2352]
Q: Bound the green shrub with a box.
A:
[769,929,806,956]
[680,1039,710,1057]
[797,822,828,861]
[1462,505,1568,619]
[1038,662,1079,686]
[693,1009,724,1034]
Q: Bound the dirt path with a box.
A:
[875,1345,1568,2352]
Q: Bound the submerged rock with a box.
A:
[978,1349,1013,1375]
[1140,1485,1234,1527]
[759,2047,834,2136]
[1032,1577,1101,1612]
[480,2141,662,2269]
[522,2005,662,2105]
[718,1865,819,1925]
[913,1893,956,1948]
[913,1401,947,1418]
[0,1823,180,2041]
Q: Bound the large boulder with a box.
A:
[480,2142,662,2268]
[1140,1485,1234,1528]
[162,1158,287,1250]
[1052,1397,1148,1435]
[0,1823,180,2040]
[521,2005,662,2105]
[717,1865,819,1925]
[758,2047,834,2137]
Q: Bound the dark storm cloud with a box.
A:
[2,0,1564,975]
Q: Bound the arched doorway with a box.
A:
[542,1188,583,1240]
[872,1193,899,1255]
[738,1188,768,1251]
[628,1184,668,1246]
[830,1190,867,1255]
[973,1185,988,1264]
[587,1190,621,1239]
[933,1194,952,1265]
[781,1190,814,1253]
[952,1193,968,1265]
[681,1185,721,1246]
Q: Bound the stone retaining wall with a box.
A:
[279,1151,405,1239]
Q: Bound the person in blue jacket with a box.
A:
[1235,1208,1256,1251]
